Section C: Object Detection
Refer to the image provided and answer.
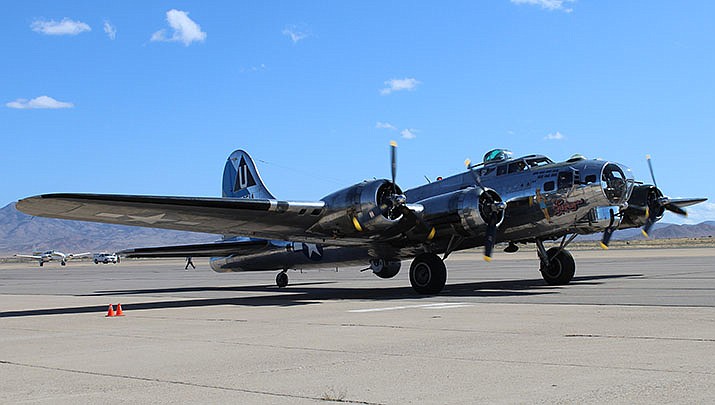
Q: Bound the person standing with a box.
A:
[185,256,195,270]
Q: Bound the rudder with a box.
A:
[222,150,276,199]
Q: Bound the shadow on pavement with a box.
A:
[0,274,640,318]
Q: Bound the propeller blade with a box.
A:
[642,217,656,238]
[483,213,498,262]
[646,154,659,190]
[390,140,397,194]
[600,228,615,250]
[464,159,496,205]
[664,203,687,216]
[641,204,658,237]
[599,207,617,249]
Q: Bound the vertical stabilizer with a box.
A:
[222,150,276,199]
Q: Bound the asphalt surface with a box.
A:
[1,248,714,404]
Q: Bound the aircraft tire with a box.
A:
[409,253,447,295]
[61,261,66,266]
[39,262,43,267]
[276,271,289,288]
[540,247,575,285]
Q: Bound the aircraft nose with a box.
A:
[601,162,634,205]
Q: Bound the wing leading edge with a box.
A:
[15,193,368,246]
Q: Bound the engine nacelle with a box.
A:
[313,180,404,237]
[417,187,504,236]
[369,259,401,279]
[619,185,663,229]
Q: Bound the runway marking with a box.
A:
[565,334,715,342]
[348,302,472,313]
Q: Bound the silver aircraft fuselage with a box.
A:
[210,154,635,272]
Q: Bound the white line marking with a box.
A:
[348,302,472,313]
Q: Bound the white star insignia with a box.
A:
[126,213,175,224]
[305,243,322,258]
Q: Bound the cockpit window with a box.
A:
[508,160,528,174]
[525,157,553,167]
[479,167,496,177]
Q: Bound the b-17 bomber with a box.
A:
[17,145,706,294]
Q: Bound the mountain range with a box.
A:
[1,202,713,256]
[0,202,217,255]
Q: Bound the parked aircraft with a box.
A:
[15,250,91,267]
[16,145,705,293]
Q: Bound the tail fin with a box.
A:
[222,150,276,199]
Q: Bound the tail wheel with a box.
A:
[540,247,575,285]
[276,271,289,288]
[409,253,447,295]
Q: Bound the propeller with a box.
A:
[599,208,617,249]
[464,159,506,261]
[641,155,688,237]
[353,142,435,239]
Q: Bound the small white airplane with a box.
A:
[15,250,91,267]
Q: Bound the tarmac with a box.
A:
[1,247,714,404]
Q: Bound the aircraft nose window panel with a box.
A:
[602,163,630,203]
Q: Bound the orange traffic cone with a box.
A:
[105,304,115,317]
[115,303,125,316]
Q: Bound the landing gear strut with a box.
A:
[409,253,447,295]
[276,269,289,288]
[536,236,576,285]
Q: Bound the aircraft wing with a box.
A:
[15,254,42,259]
[68,252,92,259]
[119,240,272,258]
[16,193,367,246]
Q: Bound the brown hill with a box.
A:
[0,203,218,255]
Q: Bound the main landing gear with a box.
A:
[276,269,289,288]
[409,253,447,295]
[536,236,576,285]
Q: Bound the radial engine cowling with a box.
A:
[418,187,505,236]
[315,180,405,236]
[620,185,663,228]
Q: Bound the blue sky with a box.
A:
[2,1,714,224]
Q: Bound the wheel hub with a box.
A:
[413,263,431,287]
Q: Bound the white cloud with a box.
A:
[240,64,266,73]
[510,0,575,12]
[544,131,565,140]
[6,96,74,110]
[31,18,91,35]
[151,9,206,46]
[380,78,420,95]
[103,21,116,40]
[401,129,417,140]
[376,122,397,131]
[663,202,715,225]
[282,25,310,43]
